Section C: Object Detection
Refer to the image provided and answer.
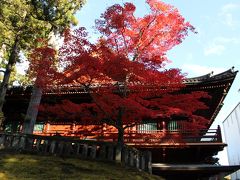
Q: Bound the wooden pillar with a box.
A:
[57,142,64,155]
[107,145,114,161]
[19,135,26,150]
[217,125,222,142]
[12,135,20,148]
[82,144,88,158]
[123,147,129,165]
[65,142,72,155]
[43,122,50,135]
[25,136,35,151]
[145,151,152,174]
[7,135,14,148]
[129,150,134,166]
[50,141,56,154]
[76,143,81,155]
[35,139,41,151]
[135,153,140,169]
[43,140,49,153]
[90,145,97,159]
[162,148,166,162]
[3,135,9,148]
[115,145,122,162]
[0,134,6,147]
[140,154,145,170]
[99,145,106,160]
[196,147,200,162]
[162,121,166,132]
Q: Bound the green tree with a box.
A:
[0,0,85,130]
[22,0,86,134]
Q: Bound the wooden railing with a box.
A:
[35,126,223,146]
[0,133,152,174]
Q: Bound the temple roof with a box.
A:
[182,67,238,127]
[4,68,238,127]
[183,67,237,85]
[6,67,238,95]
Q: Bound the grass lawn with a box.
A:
[0,150,163,180]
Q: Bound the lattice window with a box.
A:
[34,123,44,132]
[137,123,157,133]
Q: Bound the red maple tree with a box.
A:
[32,0,210,147]
[27,40,60,88]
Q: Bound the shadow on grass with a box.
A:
[0,149,163,180]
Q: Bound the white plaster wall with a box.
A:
[223,102,240,179]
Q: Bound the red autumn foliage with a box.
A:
[31,0,210,145]
[95,0,195,68]
[28,39,61,88]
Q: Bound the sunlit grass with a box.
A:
[0,150,163,180]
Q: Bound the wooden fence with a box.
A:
[0,133,152,174]
[34,126,223,146]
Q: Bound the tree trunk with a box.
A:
[22,32,56,134]
[117,127,124,148]
[22,84,42,134]
[0,38,19,130]
[116,107,125,148]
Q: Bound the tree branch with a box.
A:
[132,15,157,61]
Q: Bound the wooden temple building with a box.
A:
[3,68,240,179]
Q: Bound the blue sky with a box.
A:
[76,0,240,165]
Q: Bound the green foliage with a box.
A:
[0,0,86,76]
[29,0,84,31]
[0,0,85,115]
[0,0,86,59]
[9,69,33,86]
